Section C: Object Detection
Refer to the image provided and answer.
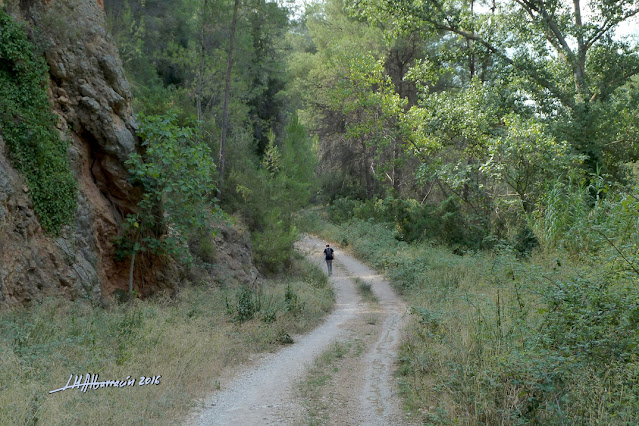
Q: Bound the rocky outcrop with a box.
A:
[189,223,260,287]
[213,226,260,287]
[0,0,171,306]
[0,135,83,303]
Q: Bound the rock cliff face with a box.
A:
[189,223,260,288]
[0,0,260,307]
[0,0,172,306]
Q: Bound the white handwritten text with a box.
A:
[49,374,162,394]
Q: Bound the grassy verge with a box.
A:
[300,208,639,424]
[0,255,333,425]
[298,341,354,425]
[354,278,378,304]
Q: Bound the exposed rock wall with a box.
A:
[0,0,171,306]
[189,223,260,287]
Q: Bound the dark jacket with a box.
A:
[324,247,334,260]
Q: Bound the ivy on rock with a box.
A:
[0,8,76,235]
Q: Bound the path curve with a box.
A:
[188,235,411,425]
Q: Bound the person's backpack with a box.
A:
[325,247,334,260]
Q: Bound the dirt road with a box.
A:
[188,235,413,425]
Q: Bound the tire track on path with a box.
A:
[188,235,411,425]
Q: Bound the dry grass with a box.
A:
[300,206,639,423]
[303,214,549,423]
[0,258,333,425]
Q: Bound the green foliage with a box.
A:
[358,0,639,110]
[297,0,639,265]
[190,230,217,264]
[314,210,639,422]
[105,0,291,155]
[512,225,538,257]
[436,196,468,248]
[532,177,594,251]
[481,115,585,212]
[225,116,317,273]
[317,171,367,202]
[327,195,489,250]
[227,286,260,323]
[531,174,636,257]
[252,220,298,273]
[326,197,361,225]
[119,115,222,263]
[284,283,305,315]
[489,272,639,423]
[225,260,327,324]
[291,0,397,197]
[0,9,76,234]
[542,278,639,367]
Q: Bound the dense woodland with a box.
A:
[102,0,639,261]
[2,0,639,423]
[101,0,639,421]
[104,0,639,421]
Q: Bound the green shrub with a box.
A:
[533,178,593,252]
[327,197,361,224]
[252,222,297,273]
[224,118,317,274]
[513,225,539,257]
[284,283,305,315]
[436,196,467,246]
[317,171,367,203]
[490,275,639,423]
[115,114,223,296]
[0,9,76,234]
[328,195,488,250]
[400,203,439,242]
[224,258,329,324]
[227,287,260,323]
[541,277,639,367]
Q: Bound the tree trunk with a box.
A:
[572,0,588,102]
[128,249,136,300]
[196,0,209,121]
[219,0,240,197]
[467,0,475,79]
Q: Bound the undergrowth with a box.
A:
[301,206,639,424]
[0,256,333,424]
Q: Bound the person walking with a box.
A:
[323,244,334,275]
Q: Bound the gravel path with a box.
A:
[187,235,411,425]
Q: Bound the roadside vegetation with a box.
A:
[3,1,324,423]
[301,191,639,424]
[0,256,333,425]
[292,0,639,422]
